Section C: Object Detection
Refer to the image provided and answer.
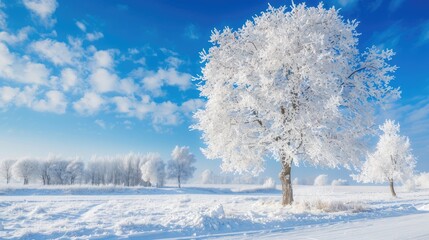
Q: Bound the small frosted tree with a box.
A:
[141,153,166,187]
[167,146,196,188]
[355,120,415,197]
[0,159,16,184]
[13,158,39,185]
[193,3,398,205]
[67,158,84,184]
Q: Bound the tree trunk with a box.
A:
[389,179,397,197]
[178,175,181,188]
[279,160,293,205]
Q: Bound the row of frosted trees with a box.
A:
[0,146,196,188]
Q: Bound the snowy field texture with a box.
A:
[1,184,429,239]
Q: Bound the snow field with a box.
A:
[0,185,428,239]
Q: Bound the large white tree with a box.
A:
[193,3,399,205]
[355,120,415,197]
[167,146,196,188]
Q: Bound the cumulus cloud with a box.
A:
[0,27,32,45]
[60,68,79,92]
[0,86,20,107]
[92,50,114,69]
[181,99,205,116]
[0,44,50,85]
[89,68,118,93]
[143,68,192,96]
[30,39,75,65]
[23,0,58,26]
[32,90,67,114]
[73,92,105,115]
[152,101,181,126]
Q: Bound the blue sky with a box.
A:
[0,0,428,183]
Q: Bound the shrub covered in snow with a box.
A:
[331,179,348,186]
[314,175,328,186]
[262,177,276,189]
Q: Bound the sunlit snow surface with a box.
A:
[1,184,428,239]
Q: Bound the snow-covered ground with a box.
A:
[1,184,429,239]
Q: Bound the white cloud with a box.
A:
[112,96,134,113]
[0,27,32,45]
[20,61,50,85]
[0,86,20,107]
[86,31,104,41]
[92,50,114,69]
[119,78,138,95]
[165,56,183,68]
[152,101,181,126]
[73,92,105,115]
[31,39,75,66]
[89,68,118,93]
[94,119,106,129]
[23,0,58,26]
[0,2,6,30]
[0,42,50,85]
[15,85,38,107]
[181,99,205,116]
[32,90,67,114]
[143,68,192,96]
[76,21,86,32]
[60,68,78,91]
[184,24,199,40]
[0,42,15,79]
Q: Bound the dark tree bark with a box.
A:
[389,179,397,197]
[279,159,293,205]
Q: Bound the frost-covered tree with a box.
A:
[140,153,165,187]
[355,120,415,197]
[167,146,197,188]
[201,169,214,184]
[193,3,398,205]
[66,158,84,184]
[48,158,70,185]
[13,158,39,185]
[0,159,16,184]
[39,159,53,185]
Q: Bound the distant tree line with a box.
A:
[0,146,196,188]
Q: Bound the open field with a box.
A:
[1,184,429,239]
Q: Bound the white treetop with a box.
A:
[356,119,415,184]
[193,3,399,175]
[141,153,166,187]
[167,146,196,187]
